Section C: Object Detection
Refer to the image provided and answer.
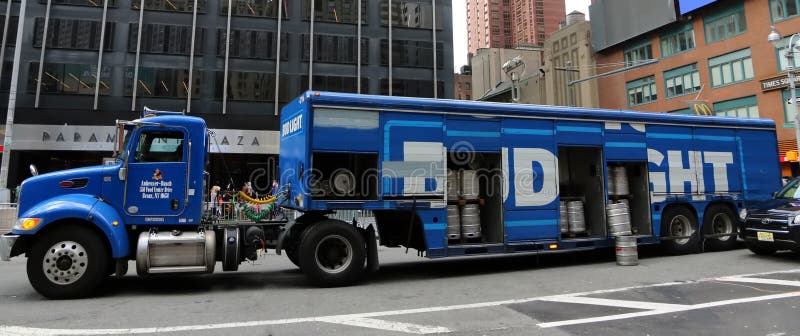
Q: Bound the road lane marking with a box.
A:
[538,291,800,328]
[319,317,451,334]
[539,296,689,311]
[1,268,799,335]
[718,276,800,287]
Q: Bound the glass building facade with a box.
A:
[0,0,454,193]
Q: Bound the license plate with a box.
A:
[757,231,774,242]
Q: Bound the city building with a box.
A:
[454,64,472,100]
[471,47,544,103]
[466,0,565,55]
[590,0,800,175]
[0,0,454,196]
[542,11,598,107]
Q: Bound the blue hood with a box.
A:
[18,164,114,216]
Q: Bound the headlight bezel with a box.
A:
[13,218,42,231]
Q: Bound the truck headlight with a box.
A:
[739,209,747,221]
[793,214,800,226]
[13,218,42,231]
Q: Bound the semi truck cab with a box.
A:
[0,111,232,298]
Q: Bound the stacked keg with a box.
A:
[446,170,483,240]
[566,201,586,234]
[608,166,630,196]
[559,201,569,233]
[606,201,632,236]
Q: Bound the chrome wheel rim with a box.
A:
[670,215,694,245]
[42,241,88,285]
[314,235,353,274]
[712,213,734,242]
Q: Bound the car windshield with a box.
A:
[775,178,800,199]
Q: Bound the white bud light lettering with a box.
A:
[281,115,303,137]
[513,148,558,206]
[704,151,734,192]
[648,149,667,202]
[668,150,703,195]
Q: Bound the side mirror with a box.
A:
[118,167,127,181]
[29,164,38,176]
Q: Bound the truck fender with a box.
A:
[16,194,129,259]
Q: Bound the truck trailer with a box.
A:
[0,91,781,298]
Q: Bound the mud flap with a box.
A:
[366,225,379,272]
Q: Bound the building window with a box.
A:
[301,75,367,94]
[381,1,441,29]
[124,67,201,98]
[770,0,800,22]
[41,0,118,7]
[380,39,443,68]
[714,95,759,118]
[623,41,652,67]
[783,89,800,127]
[664,63,700,98]
[659,24,695,57]
[381,78,444,98]
[708,48,753,87]
[2,17,18,46]
[775,36,800,71]
[305,0,365,24]
[28,63,112,95]
[303,35,368,64]
[132,0,207,13]
[217,30,287,60]
[626,76,657,106]
[704,3,746,43]
[128,24,205,55]
[221,0,287,18]
[34,18,114,51]
[215,71,288,102]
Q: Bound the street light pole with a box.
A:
[769,27,800,158]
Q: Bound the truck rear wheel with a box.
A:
[298,220,365,287]
[27,225,109,299]
[703,205,738,251]
[661,206,700,255]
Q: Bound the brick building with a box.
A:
[592,0,800,175]
[466,0,565,55]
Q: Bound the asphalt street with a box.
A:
[0,245,799,335]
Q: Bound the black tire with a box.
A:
[703,205,739,251]
[661,206,701,255]
[746,242,777,256]
[298,220,366,287]
[285,246,300,268]
[27,225,110,299]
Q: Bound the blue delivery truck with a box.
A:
[0,91,781,298]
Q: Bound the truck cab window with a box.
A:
[133,130,185,163]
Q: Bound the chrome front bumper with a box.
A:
[0,234,19,261]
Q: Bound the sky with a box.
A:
[452,0,592,72]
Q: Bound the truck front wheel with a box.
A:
[26,225,109,299]
[298,220,366,287]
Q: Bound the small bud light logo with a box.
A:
[282,115,303,138]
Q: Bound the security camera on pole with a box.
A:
[769,26,800,157]
[502,56,526,103]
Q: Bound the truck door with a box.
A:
[124,128,188,217]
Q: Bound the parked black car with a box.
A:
[740,178,800,255]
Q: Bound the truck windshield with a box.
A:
[775,179,800,199]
